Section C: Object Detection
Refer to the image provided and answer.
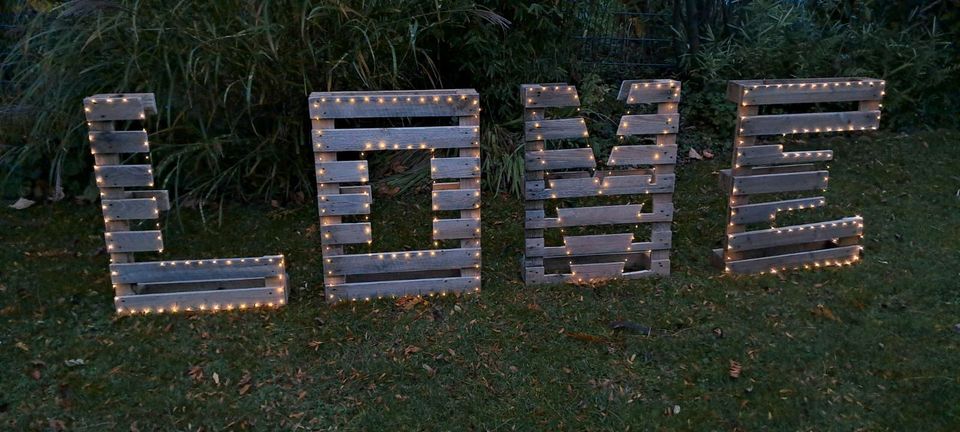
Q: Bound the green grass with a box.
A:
[1,130,959,430]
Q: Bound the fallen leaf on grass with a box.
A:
[395,296,424,310]
[812,304,842,322]
[15,341,28,351]
[187,365,203,382]
[688,148,703,160]
[64,359,85,367]
[404,346,421,356]
[9,197,35,210]
[213,372,220,385]
[564,332,610,344]
[31,369,42,380]
[703,149,714,159]
[239,384,252,395]
[422,364,436,376]
[729,360,742,379]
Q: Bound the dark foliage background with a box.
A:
[1,0,957,203]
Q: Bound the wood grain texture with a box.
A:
[116,278,286,313]
[317,192,372,216]
[431,157,480,179]
[128,190,170,211]
[309,90,479,119]
[96,165,154,188]
[316,161,369,183]
[608,145,677,166]
[314,126,478,151]
[104,230,163,253]
[521,84,580,108]
[525,148,596,170]
[739,111,880,136]
[333,276,480,300]
[89,131,150,154]
[524,118,589,141]
[737,145,833,167]
[618,80,681,103]
[433,218,480,240]
[111,256,284,284]
[101,198,159,221]
[527,173,675,199]
[728,78,883,105]
[432,188,481,211]
[725,245,861,274]
[616,114,679,135]
[83,96,148,121]
[731,171,829,195]
[728,217,863,251]
[730,197,826,224]
[323,248,481,275]
[321,223,372,245]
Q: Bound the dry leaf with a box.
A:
[9,197,35,210]
[15,341,29,351]
[422,364,436,376]
[688,148,703,160]
[813,304,842,322]
[31,369,42,380]
[238,384,251,395]
[729,360,742,379]
[404,345,421,356]
[213,372,220,385]
[188,365,203,382]
[703,149,714,159]
[377,184,400,197]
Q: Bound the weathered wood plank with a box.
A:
[524,118,589,141]
[730,197,826,224]
[607,145,677,166]
[557,204,672,226]
[127,190,170,211]
[433,218,480,240]
[309,90,480,119]
[116,279,286,313]
[334,276,479,300]
[737,145,833,167]
[88,93,157,113]
[562,233,634,255]
[316,161,368,183]
[729,79,884,105]
[725,245,861,274]
[568,262,625,282]
[739,111,880,136]
[616,114,679,136]
[521,84,580,108]
[527,173,675,199]
[314,126,478,151]
[102,198,159,221]
[619,80,681,104]
[732,171,829,195]
[83,96,148,121]
[317,193,372,216]
[324,248,480,275]
[432,189,480,211]
[104,230,163,253]
[111,256,284,284]
[89,131,150,154]
[322,223,372,245]
[431,157,480,179]
[525,148,596,170]
[728,217,863,251]
[95,165,154,188]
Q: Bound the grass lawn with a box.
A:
[2,130,959,431]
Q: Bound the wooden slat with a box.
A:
[314,126,478,151]
[616,114,678,136]
[89,131,150,154]
[737,145,833,167]
[308,91,479,119]
[334,276,479,300]
[116,279,285,313]
[562,233,634,255]
[102,198,159,221]
[731,79,883,105]
[553,204,672,227]
[725,245,861,274]
[525,148,596,170]
[321,223,372,245]
[111,256,284,284]
[527,173,675,199]
[728,217,863,251]
[607,145,677,166]
[730,197,826,224]
[317,193,371,216]
[128,190,170,211]
[431,157,480,179]
[83,96,148,121]
[732,171,828,195]
[739,111,880,136]
[324,248,480,275]
[524,118,588,141]
[89,93,157,113]
[619,80,681,104]
[522,84,580,108]
[569,262,625,282]
[316,161,368,183]
[95,165,153,188]
[433,218,480,240]
[104,230,163,253]
[432,189,480,211]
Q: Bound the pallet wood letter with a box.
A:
[522,80,680,284]
[84,93,287,315]
[712,77,884,274]
[309,89,482,302]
